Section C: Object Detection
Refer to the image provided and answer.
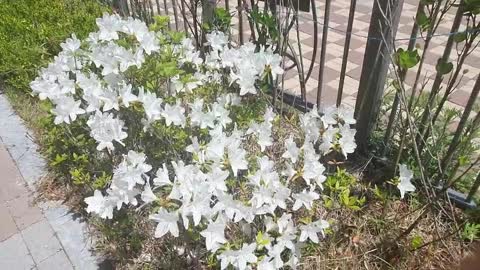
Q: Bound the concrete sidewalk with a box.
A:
[0,93,100,270]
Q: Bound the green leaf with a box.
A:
[395,48,420,69]
[464,0,480,15]
[416,10,430,31]
[324,197,333,209]
[435,59,454,75]
[453,31,467,43]
[462,223,480,241]
[411,235,423,249]
[256,231,270,247]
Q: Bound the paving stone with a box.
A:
[6,193,43,230]
[37,251,73,270]
[43,202,99,270]
[14,150,45,188]
[0,202,18,241]
[21,220,63,263]
[449,90,473,107]
[0,233,35,270]
[0,145,28,203]
[346,65,362,80]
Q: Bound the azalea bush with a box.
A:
[30,13,421,269]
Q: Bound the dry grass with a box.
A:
[302,191,471,270]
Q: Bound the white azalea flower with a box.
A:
[51,96,85,124]
[149,208,180,238]
[190,98,216,129]
[218,243,257,270]
[205,167,229,194]
[161,101,186,127]
[206,31,228,51]
[153,163,171,187]
[300,109,321,143]
[137,31,160,55]
[138,87,163,121]
[318,127,338,154]
[141,182,158,203]
[281,162,297,181]
[111,151,152,190]
[186,137,207,164]
[299,219,329,243]
[118,83,138,107]
[30,77,62,100]
[87,111,128,151]
[107,181,140,209]
[96,13,122,41]
[60,34,81,55]
[303,158,326,189]
[84,190,114,219]
[180,195,211,228]
[397,164,415,199]
[227,143,248,177]
[99,86,120,111]
[292,189,319,211]
[282,136,300,164]
[321,105,338,127]
[277,213,293,234]
[212,102,232,128]
[337,105,356,125]
[338,125,357,157]
[200,221,227,252]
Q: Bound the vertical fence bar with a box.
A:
[316,0,331,109]
[295,10,307,106]
[148,0,155,23]
[124,0,131,16]
[304,0,318,82]
[163,0,172,29]
[336,0,357,107]
[238,0,244,45]
[225,0,230,11]
[130,0,137,18]
[247,0,257,41]
[155,0,162,15]
[355,0,404,150]
[172,0,180,30]
[192,0,200,47]
[114,0,130,16]
[180,0,190,35]
[146,0,152,22]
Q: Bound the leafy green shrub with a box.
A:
[0,0,108,90]
[462,222,480,242]
[323,169,365,211]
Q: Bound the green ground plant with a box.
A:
[0,0,108,90]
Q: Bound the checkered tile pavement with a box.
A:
[152,0,480,110]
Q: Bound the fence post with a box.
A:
[113,0,130,16]
[354,0,404,151]
[202,0,216,26]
